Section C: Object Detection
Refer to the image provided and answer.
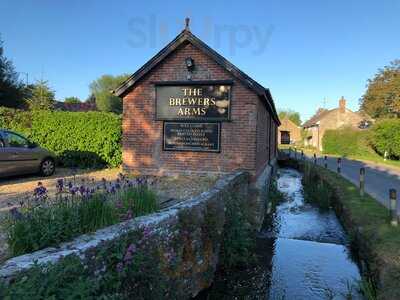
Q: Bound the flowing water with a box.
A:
[197,168,363,300]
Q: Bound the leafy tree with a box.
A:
[278,109,302,126]
[64,96,81,104]
[360,60,400,118]
[85,93,96,103]
[0,35,25,108]
[26,80,55,110]
[89,74,129,113]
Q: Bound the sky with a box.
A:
[0,0,399,122]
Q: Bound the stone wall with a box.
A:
[0,171,267,298]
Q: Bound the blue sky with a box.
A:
[1,0,399,121]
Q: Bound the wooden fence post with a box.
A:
[337,158,342,173]
[301,150,304,160]
[390,189,398,226]
[324,155,328,168]
[294,147,297,159]
[359,168,365,197]
[313,153,317,164]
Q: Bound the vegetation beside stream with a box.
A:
[286,159,400,300]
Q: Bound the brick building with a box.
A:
[278,117,302,145]
[303,97,372,151]
[114,24,280,178]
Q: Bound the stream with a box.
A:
[197,167,363,300]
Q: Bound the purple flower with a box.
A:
[143,226,151,239]
[123,251,133,262]
[69,186,78,196]
[110,186,116,194]
[33,182,48,200]
[127,243,136,253]
[116,262,124,273]
[79,185,90,197]
[10,207,23,220]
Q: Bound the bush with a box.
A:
[322,127,368,157]
[0,108,122,167]
[220,194,256,268]
[370,119,400,159]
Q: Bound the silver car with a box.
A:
[0,129,56,178]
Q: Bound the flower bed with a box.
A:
[2,174,158,257]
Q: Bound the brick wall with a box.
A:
[122,42,276,177]
[278,118,302,144]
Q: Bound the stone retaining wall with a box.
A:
[0,170,268,298]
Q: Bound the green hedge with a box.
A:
[369,119,400,159]
[0,107,122,168]
[322,127,368,157]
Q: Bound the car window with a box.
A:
[4,132,29,148]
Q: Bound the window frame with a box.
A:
[3,131,30,148]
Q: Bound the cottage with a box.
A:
[303,97,372,150]
[278,117,302,145]
[114,20,280,178]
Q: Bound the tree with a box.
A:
[89,74,129,113]
[360,60,400,119]
[0,35,25,108]
[64,96,81,104]
[278,109,302,126]
[26,80,55,110]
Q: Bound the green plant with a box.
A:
[358,278,377,300]
[370,119,400,159]
[268,179,285,209]
[4,193,118,256]
[1,230,170,300]
[220,194,256,268]
[302,164,334,210]
[3,178,159,257]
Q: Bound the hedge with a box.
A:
[0,107,122,168]
[322,127,368,157]
[369,119,400,159]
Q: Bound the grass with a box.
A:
[285,143,400,171]
[298,160,400,300]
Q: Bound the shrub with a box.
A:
[0,108,122,167]
[322,127,368,157]
[220,194,256,268]
[369,119,400,159]
[3,176,158,257]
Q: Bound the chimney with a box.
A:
[339,96,346,113]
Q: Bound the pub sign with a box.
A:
[163,122,221,152]
[156,83,231,121]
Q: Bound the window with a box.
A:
[4,132,29,148]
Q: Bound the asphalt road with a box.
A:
[286,150,400,212]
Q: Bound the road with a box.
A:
[285,150,400,212]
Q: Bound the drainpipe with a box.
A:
[316,121,321,152]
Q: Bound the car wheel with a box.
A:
[40,158,55,176]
